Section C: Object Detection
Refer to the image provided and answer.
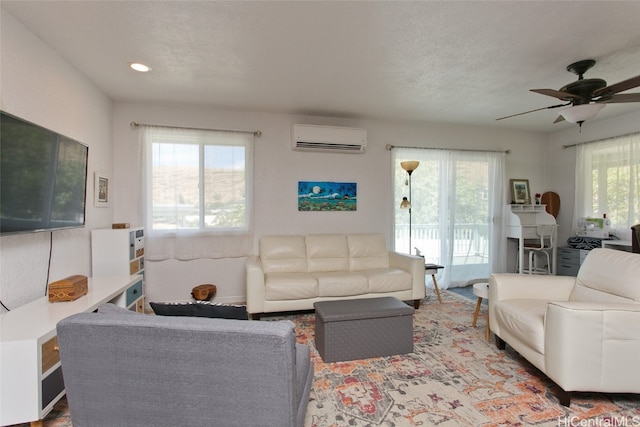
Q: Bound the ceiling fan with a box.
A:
[497,59,640,129]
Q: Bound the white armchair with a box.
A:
[489,248,640,406]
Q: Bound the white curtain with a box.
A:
[393,148,506,288]
[137,125,254,261]
[573,132,640,237]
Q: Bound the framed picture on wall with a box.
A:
[510,179,530,204]
[298,181,357,211]
[94,172,110,207]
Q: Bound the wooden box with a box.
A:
[48,275,88,303]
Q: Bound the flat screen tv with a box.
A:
[1,111,89,235]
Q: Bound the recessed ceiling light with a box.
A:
[129,62,151,72]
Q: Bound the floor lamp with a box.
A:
[400,161,419,254]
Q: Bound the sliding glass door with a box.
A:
[393,148,506,288]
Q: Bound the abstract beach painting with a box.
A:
[298,181,357,211]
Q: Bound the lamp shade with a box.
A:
[400,197,411,209]
[400,161,420,173]
[560,104,605,123]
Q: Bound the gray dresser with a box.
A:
[556,247,591,276]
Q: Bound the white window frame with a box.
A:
[143,126,253,237]
[573,132,640,236]
[392,147,506,288]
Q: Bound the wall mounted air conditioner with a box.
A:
[292,124,367,153]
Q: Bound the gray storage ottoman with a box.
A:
[314,297,414,363]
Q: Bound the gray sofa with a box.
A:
[57,304,313,427]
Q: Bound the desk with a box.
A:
[425,264,444,303]
[602,240,633,252]
[505,205,557,274]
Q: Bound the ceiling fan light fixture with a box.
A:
[559,103,605,123]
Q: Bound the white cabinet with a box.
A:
[91,227,145,311]
[0,276,143,426]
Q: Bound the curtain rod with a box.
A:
[130,121,261,137]
[385,144,510,154]
[562,130,639,149]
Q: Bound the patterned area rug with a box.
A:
[20,290,639,427]
[299,291,639,426]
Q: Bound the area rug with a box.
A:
[20,290,639,427]
[298,291,639,427]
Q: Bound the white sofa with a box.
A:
[246,233,426,318]
[489,248,640,406]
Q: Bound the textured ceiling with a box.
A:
[3,1,640,133]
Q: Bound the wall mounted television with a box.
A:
[1,111,89,235]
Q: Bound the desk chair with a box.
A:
[523,224,556,275]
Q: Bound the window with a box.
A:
[393,148,506,288]
[143,126,253,235]
[574,132,640,234]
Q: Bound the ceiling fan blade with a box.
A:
[597,93,640,103]
[593,75,640,97]
[495,103,570,121]
[530,88,581,100]
[553,115,566,124]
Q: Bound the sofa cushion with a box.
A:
[260,235,307,273]
[494,299,548,354]
[570,249,640,303]
[365,268,413,293]
[264,272,318,300]
[306,234,349,272]
[313,271,369,297]
[150,301,249,320]
[348,234,390,271]
[97,303,140,315]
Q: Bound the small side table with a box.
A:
[470,279,490,341]
[425,264,444,303]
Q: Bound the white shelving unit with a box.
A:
[91,227,145,311]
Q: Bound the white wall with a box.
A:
[113,102,548,304]
[0,11,113,312]
[4,6,638,312]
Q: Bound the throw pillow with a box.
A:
[567,236,602,250]
[150,301,249,320]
